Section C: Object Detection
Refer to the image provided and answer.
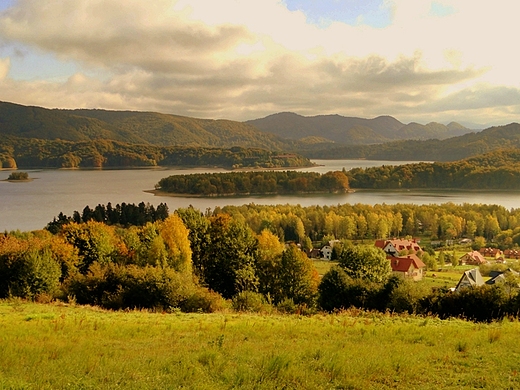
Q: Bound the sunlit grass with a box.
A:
[1,300,520,389]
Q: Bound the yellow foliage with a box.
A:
[159,215,192,273]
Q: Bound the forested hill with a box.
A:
[0,136,313,169]
[346,148,520,189]
[246,112,474,145]
[0,101,294,150]
[304,122,520,161]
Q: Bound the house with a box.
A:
[375,239,422,257]
[455,268,485,291]
[504,249,520,259]
[485,268,520,285]
[459,251,488,265]
[388,254,426,281]
[479,247,503,259]
[321,245,333,260]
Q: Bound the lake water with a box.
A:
[1,159,519,232]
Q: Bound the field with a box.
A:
[1,301,520,389]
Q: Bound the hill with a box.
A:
[0,136,312,169]
[246,112,473,145]
[0,101,295,150]
[304,122,520,161]
[346,148,520,189]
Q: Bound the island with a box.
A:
[5,171,31,181]
[153,170,350,196]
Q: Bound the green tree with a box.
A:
[278,244,319,306]
[337,245,391,283]
[201,214,258,299]
[61,221,119,274]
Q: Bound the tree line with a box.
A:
[346,149,520,189]
[215,202,520,248]
[46,202,170,233]
[0,136,312,169]
[156,170,350,196]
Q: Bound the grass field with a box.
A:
[1,300,520,389]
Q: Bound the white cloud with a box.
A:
[0,0,518,125]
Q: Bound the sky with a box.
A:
[0,0,519,127]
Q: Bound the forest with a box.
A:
[1,200,520,322]
[155,170,350,195]
[346,148,520,189]
[0,136,312,169]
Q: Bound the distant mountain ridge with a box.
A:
[303,122,520,161]
[246,112,474,145]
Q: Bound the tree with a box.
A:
[277,244,319,306]
[60,221,119,273]
[337,245,391,283]
[175,206,210,280]
[199,214,258,299]
[318,266,351,311]
[256,230,284,300]
[159,215,192,273]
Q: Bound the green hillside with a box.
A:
[0,136,312,169]
[0,101,294,150]
[347,148,520,189]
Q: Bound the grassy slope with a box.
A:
[1,301,519,389]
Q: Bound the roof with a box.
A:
[377,239,422,253]
[486,268,520,285]
[389,254,426,273]
[460,251,487,264]
[455,268,485,291]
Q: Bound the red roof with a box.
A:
[377,239,422,253]
[388,254,426,272]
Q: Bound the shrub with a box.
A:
[64,263,215,312]
[232,291,269,313]
[181,288,227,313]
[0,240,61,300]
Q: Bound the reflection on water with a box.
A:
[1,161,519,231]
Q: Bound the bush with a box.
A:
[232,291,269,312]
[318,266,384,312]
[0,246,61,299]
[181,288,227,313]
[386,279,429,314]
[64,263,216,312]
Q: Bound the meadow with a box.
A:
[1,300,520,389]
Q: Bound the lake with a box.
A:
[1,159,519,232]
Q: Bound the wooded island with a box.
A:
[155,170,350,196]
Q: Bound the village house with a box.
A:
[479,247,503,259]
[388,254,426,281]
[504,249,520,259]
[375,238,422,257]
[321,245,333,260]
[459,251,488,265]
[485,268,520,285]
[455,268,485,292]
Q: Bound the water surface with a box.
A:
[1,160,519,232]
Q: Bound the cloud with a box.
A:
[0,0,519,125]
[0,57,9,80]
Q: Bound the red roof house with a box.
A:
[388,254,426,281]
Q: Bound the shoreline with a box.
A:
[145,188,354,198]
